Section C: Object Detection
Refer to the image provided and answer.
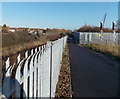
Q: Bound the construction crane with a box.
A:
[102,12,107,27]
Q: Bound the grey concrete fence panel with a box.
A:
[73,32,119,44]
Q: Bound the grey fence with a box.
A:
[73,32,119,45]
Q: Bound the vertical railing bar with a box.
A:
[50,42,52,98]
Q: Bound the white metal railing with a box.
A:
[0,36,67,98]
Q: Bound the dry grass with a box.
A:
[2,31,47,48]
[55,44,73,98]
[2,40,46,58]
[2,31,47,57]
[1,31,67,57]
[81,43,120,60]
[1,31,63,57]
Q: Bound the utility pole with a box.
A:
[100,22,103,33]
[99,13,107,40]
[112,22,116,42]
[99,22,103,40]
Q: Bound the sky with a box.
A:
[2,2,118,30]
[2,0,120,2]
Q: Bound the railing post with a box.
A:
[40,45,44,97]
[15,54,21,98]
[29,73,33,97]
[38,46,41,97]
[23,51,29,98]
[29,49,34,97]
[34,48,38,98]
[50,42,53,98]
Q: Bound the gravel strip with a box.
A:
[55,45,73,98]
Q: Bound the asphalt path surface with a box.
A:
[68,38,119,97]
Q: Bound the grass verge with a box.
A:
[80,43,120,61]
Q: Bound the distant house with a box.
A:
[9,28,16,32]
[38,29,44,33]
[28,29,35,33]
[28,28,44,34]
[16,28,28,31]
[16,28,23,31]
[29,30,34,33]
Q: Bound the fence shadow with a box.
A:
[2,76,26,98]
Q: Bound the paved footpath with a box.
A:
[68,39,119,97]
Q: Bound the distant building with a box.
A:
[116,20,120,29]
[16,28,28,31]
[29,30,35,33]
[38,29,44,33]
[9,28,16,32]
[28,28,44,34]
